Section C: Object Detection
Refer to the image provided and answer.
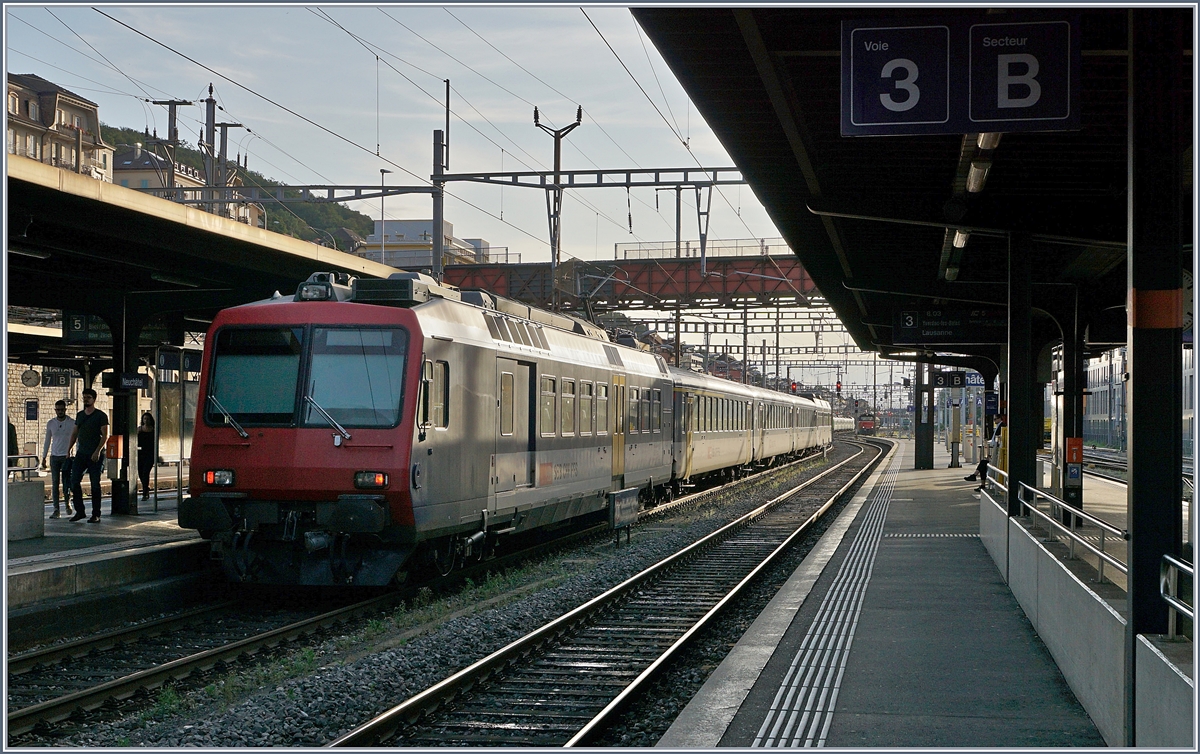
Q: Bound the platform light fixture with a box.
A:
[977,132,1003,150]
[952,229,970,248]
[944,265,960,282]
[966,160,991,193]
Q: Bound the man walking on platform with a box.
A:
[68,388,108,523]
[41,400,76,518]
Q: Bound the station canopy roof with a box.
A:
[633,7,1192,360]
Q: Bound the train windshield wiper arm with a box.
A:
[305,395,352,440]
[207,395,249,439]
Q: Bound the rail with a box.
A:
[329,443,879,747]
[1160,554,1194,640]
[1017,481,1128,584]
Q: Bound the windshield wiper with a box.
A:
[208,395,249,439]
[305,395,352,440]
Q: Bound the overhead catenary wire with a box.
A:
[436,7,680,239]
[582,9,762,241]
[366,8,652,243]
[93,7,552,249]
[443,7,644,170]
[311,7,656,253]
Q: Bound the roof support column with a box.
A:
[1059,292,1085,522]
[1125,8,1186,745]
[1006,234,1036,516]
[914,362,934,470]
[98,304,149,517]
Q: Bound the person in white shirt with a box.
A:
[41,400,76,518]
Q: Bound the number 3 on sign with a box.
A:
[880,58,920,112]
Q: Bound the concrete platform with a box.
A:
[5,491,216,648]
[660,439,1105,748]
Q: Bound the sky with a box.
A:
[4,3,910,398]
[6,4,782,260]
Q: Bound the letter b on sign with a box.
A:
[970,21,1072,125]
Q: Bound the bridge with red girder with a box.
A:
[441,254,820,312]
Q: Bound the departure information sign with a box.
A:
[893,307,1006,345]
[842,14,1079,136]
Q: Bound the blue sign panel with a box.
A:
[969,21,1073,126]
[984,393,999,415]
[847,25,949,129]
[842,14,1079,136]
[965,372,986,387]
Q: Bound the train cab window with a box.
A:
[208,326,304,425]
[304,327,409,427]
[500,372,514,436]
[540,376,557,436]
[629,387,640,434]
[640,388,650,433]
[597,383,609,435]
[580,382,593,434]
[561,379,576,435]
[652,389,662,432]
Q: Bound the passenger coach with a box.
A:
[180,272,833,586]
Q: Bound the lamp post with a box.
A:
[380,168,392,264]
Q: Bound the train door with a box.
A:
[612,374,626,486]
[496,358,534,493]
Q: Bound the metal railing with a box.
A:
[983,465,1009,498]
[6,454,41,482]
[1017,481,1128,584]
[614,237,793,260]
[1160,554,1194,640]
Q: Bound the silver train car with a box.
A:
[182,272,836,585]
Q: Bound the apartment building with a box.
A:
[7,73,113,181]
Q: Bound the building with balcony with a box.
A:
[7,73,113,181]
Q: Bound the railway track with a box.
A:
[329,440,886,747]
[6,444,849,741]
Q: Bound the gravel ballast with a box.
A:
[23,442,874,748]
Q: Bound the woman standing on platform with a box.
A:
[137,412,156,501]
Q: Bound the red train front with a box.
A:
[180,273,424,585]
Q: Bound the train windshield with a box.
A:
[208,327,305,424]
[302,327,408,428]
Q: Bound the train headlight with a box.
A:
[204,469,235,486]
[298,282,332,301]
[354,471,388,489]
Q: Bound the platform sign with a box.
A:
[845,24,950,131]
[63,312,112,344]
[25,400,38,421]
[932,371,966,388]
[969,21,1075,128]
[893,307,1006,345]
[842,14,1079,136]
[984,392,999,415]
[40,368,72,388]
[964,371,986,387]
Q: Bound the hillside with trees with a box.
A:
[100,123,375,249]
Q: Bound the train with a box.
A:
[833,415,855,433]
[179,272,837,586]
[857,413,877,435]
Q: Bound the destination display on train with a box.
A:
[892,307,1006,344]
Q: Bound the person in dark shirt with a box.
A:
[68,388,109,522]
[137,412,156,501]
[7,420,18,469]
